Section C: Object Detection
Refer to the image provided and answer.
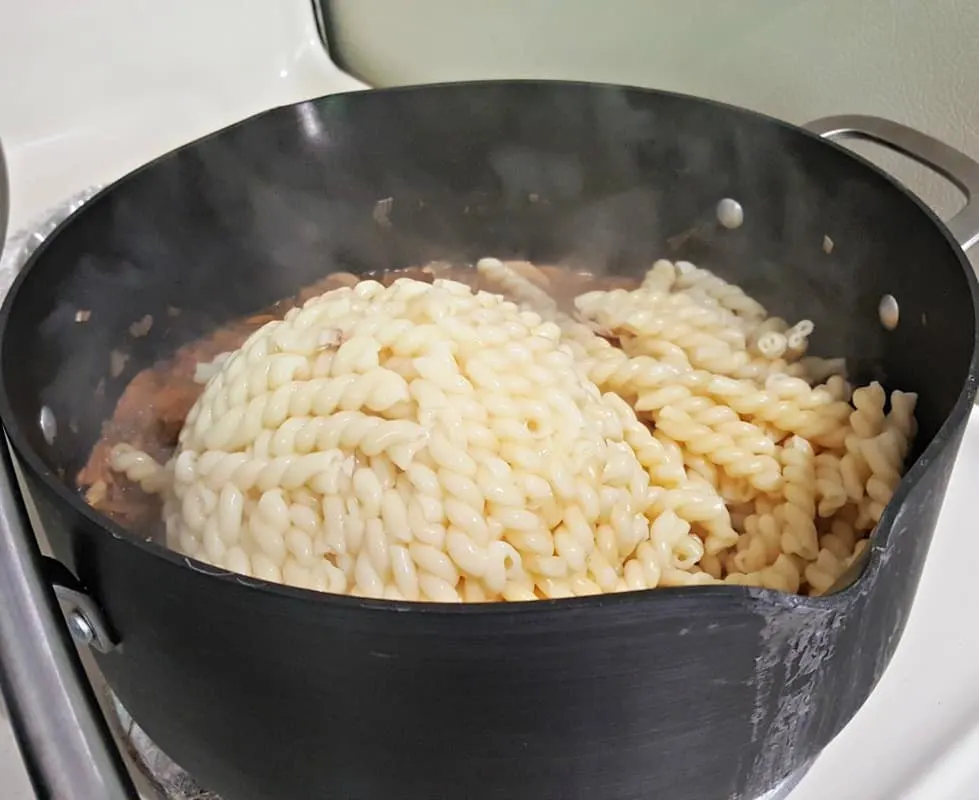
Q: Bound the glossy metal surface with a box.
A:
[804,115,979,252]
[0,145,7,247]
[0,435,136,800]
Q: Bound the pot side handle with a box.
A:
[0,147,137,798]
[0,433,138,799]
[0,141,6,247]
[804,115,979,253]
[807,116,979,587]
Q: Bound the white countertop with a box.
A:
[2,1,978,798]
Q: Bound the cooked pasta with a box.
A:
[99,255,918,601]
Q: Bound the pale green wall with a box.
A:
[327,0,979,226]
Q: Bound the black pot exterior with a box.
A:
[1,82,977,800]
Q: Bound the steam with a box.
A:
[24,81,891,476]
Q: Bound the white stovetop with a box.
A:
[1,1,978,798]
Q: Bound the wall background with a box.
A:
[329,0,979,229]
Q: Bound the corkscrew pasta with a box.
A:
[102,256,918,601]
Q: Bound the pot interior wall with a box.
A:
[3,84,974,495]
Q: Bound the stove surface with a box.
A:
[2,2,979,798]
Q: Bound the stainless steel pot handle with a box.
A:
[0,434,137,799]
[807,116,979,591]
[0,144,138,798]
[0,140,7,249]
[804,115,979,253]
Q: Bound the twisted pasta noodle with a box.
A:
[776,436,819,561]
[813,452,849,517]
[795,356,848,386]
[672,260,768,322]
[703,373,852,443]
[578,288,765,377]
[683,452,720,490]
[660,566,720,587]
[804,548,848,596]
[787,320,814,349]
[623,337,692,371]
[850,382,887,439]
[475,256,627,379]
[718,475,757,504]
[859,426,912,524]
[750,329,788,360]
[651,406,782,493]
[727,355,813,385]
[583,347,689,396]
[843,445,873,503]
[622,366,848,443]
[602,393,687,487]
[501,260,553,291]
[888,390,918,441]
[638,392,777,456]
[731,532,769,574]
[476,257,558,314]
[819,515,859,561]
[109,444,170,493]
[843,386,916,522]
[823,374,852,402]
[577,288,746,348]
[847,537,870,567]
[645,509,701,570]
[637,394,776,502]
[648,485,738,553]
[640,259,679,293]
[729,507,781,574]
[733,553,803,593]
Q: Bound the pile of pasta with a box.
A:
[110,257,917,601]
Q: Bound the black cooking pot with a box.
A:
[0,81,977,800]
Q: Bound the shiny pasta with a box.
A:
[110,257,918,600]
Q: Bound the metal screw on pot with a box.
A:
[65,609,95,647]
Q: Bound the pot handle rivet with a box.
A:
[45,558,118,654]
